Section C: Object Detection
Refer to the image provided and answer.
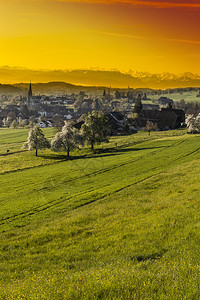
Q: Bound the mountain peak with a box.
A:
[0,67,200,89]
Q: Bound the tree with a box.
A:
[74,98,83,110]
[78,91,86,101]
[7,111,16,121]
[134,94,143,114]
[10,120,18,129]
[39,115,46,122]
[24,126,50,156]
[115,90,121,99]
[52,115,65,132]
[186,113,200,133]
[20,104,29,116]
[51,122,83,157]
[119,99,131,114]
[81,112,110,150]
[29,116,36,128]
[4,117,13,128]
[145,121,157,136]
[92,98,103,111]
[126,113,138,126]
[18,117,26,128]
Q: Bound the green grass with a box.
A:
[0,128,200,299]
[151,90,199,103]
[0,127,55,154]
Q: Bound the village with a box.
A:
[0,82,187,134]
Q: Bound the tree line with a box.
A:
[24,112,110,157]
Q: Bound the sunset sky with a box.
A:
[0,0,200,74]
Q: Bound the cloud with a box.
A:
[88,30,148,40]
[89,29,200,46]
[55,0,200,9]
[165,38,200,45]
[11,0,200,9]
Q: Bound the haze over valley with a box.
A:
[1,66,200,89]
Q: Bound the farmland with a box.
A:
[0,128,200,299]
[151,90,199,103]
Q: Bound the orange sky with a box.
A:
[0,0,200,74]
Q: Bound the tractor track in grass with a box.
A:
[0,137,189,223]
[0,135,185,176]
[69,143,200,211]
[41,136,187,187]
[20,136,186,196]
[1,136,196,231]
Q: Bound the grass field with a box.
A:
[151,91,199,103]
[0,128,55,154]
[0,128,200,299]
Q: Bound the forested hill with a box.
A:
[0,81,199,96]
[0,83,24,95]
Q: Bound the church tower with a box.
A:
[27,82,32,107]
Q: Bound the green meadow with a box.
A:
[151,91,199,103]
[0,128,200,299]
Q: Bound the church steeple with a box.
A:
[28,82,32,99]
[27,81,32,108]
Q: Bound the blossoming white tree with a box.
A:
[51,122,83,157]
[24,126,50,156]
[185,113,200,133]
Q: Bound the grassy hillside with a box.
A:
[0,128,200,299]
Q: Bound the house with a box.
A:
[4,105,20,113]
[38,108,47,117]
[134,110,160,129]
[107,112,125,134]
[158,97,174,107]
[134,108,185,130]
[36,120,53,128]
[63,108,74,120]
[53,105,69,117]
[37,121,47,128]
[0,110,8,119]
[111,100,121,110]
[38,106,54,118]
[161,108,185,128]
[46,120,53,127]
[142,104,160,110]
[0,105,21,120]
[65,114,73,120]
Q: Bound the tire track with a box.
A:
[41,136,187,188]
[0,136,191,229]
[0,135,185,177]
[72,143,200,211]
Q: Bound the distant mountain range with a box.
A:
[0,66,200,91]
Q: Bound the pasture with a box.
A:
[0,128,200,299]
[151,90,199,103]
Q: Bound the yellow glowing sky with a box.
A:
[0,0,200,74]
